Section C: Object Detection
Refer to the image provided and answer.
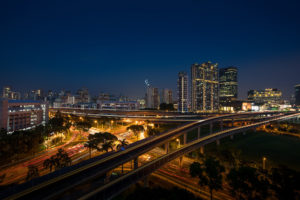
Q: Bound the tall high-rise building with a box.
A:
[177,72,188,113]
[146,87,160,109]
[219,67,238,104]
[161,89,173,104]
[2,86,21,100]
[295,84,300,106]
[191,62,219,112]
[248,88,282,104]
[76,88,90,103]
[2,86,11,99]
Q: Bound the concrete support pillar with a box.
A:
[200,146,204,154]
[179,156,183,168]
[105,170,113,183]
[230,135,234,140]
[220,120,223,131]
[183,133,187,145]
[134,157,138,169]
[143,176,149,187]
[197,126,201,139]
[164,142,169,154]
[216,139,220,146]
[210,122,213,134]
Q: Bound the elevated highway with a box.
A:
[1,111,298,200]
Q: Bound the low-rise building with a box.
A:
[0,99,49,133]
[248,88,282,104]
[97,101,139,111]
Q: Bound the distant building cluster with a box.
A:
[176,61,298,113]
[1,61,299,134]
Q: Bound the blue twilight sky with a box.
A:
[0,0,300,99]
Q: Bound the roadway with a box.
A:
[79,112,300,200]
[0,111,296,199]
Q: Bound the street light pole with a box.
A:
[262,157,267,170]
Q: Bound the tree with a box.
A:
[43,156,56,172]
[159,103,175,111]
[117,139,129,173]
[55,148,72,170]
[189,157,225,200]
[99,140,115,153]
[0,128,7,138]
[84,140,98,159]
[270,165,300,200]
[127,125,144,140]
[43,148,71,172]
[75,119,92,138]
[87,132,118,155]
[26,165,39,181]
[146,126,160,137]
[117,139,129,150]
[227,165,270,200]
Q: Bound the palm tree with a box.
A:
[117,139,129,174]
[190,156,225,200]
[26,165,39,181]
[117,139,129,150]
[100,141,114,153]
[43,156,56,172]
[84,140,97,159]
[43,148,71,172]
[127,125,144,140]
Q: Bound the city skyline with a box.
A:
[1,1,300,99]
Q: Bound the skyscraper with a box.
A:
[177,72,188,113]
[2,86,11,99]
[295,84,300,106]
[146,87,160,109]
[191,62,219,112]
[161,89,173,104]
[219,67,238,104]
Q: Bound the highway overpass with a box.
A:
[1,111,298,200]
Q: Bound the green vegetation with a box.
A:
[190,157,225,200]
[0,111,73,165]
[159,103,175,111]
[85,132,118,158]
[127,125,144,140]
[26,165,39,182]
[204,131,300,171]
[43,148,72,172]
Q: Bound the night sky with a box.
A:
[0,0,300,99]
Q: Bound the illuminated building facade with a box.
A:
[2,86,21,100]
[247,88,282,104]
[219,67,238,104]
[76,88,90,103]
[0,99,49,133]
[146,87,160,109]
[177,71,188,113]
[191,62,219,112]
[295,84,300,106]
[161,89,173,104]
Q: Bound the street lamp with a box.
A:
[176,138,180,148]
[262,157,267,170]
[110,120,114,129]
